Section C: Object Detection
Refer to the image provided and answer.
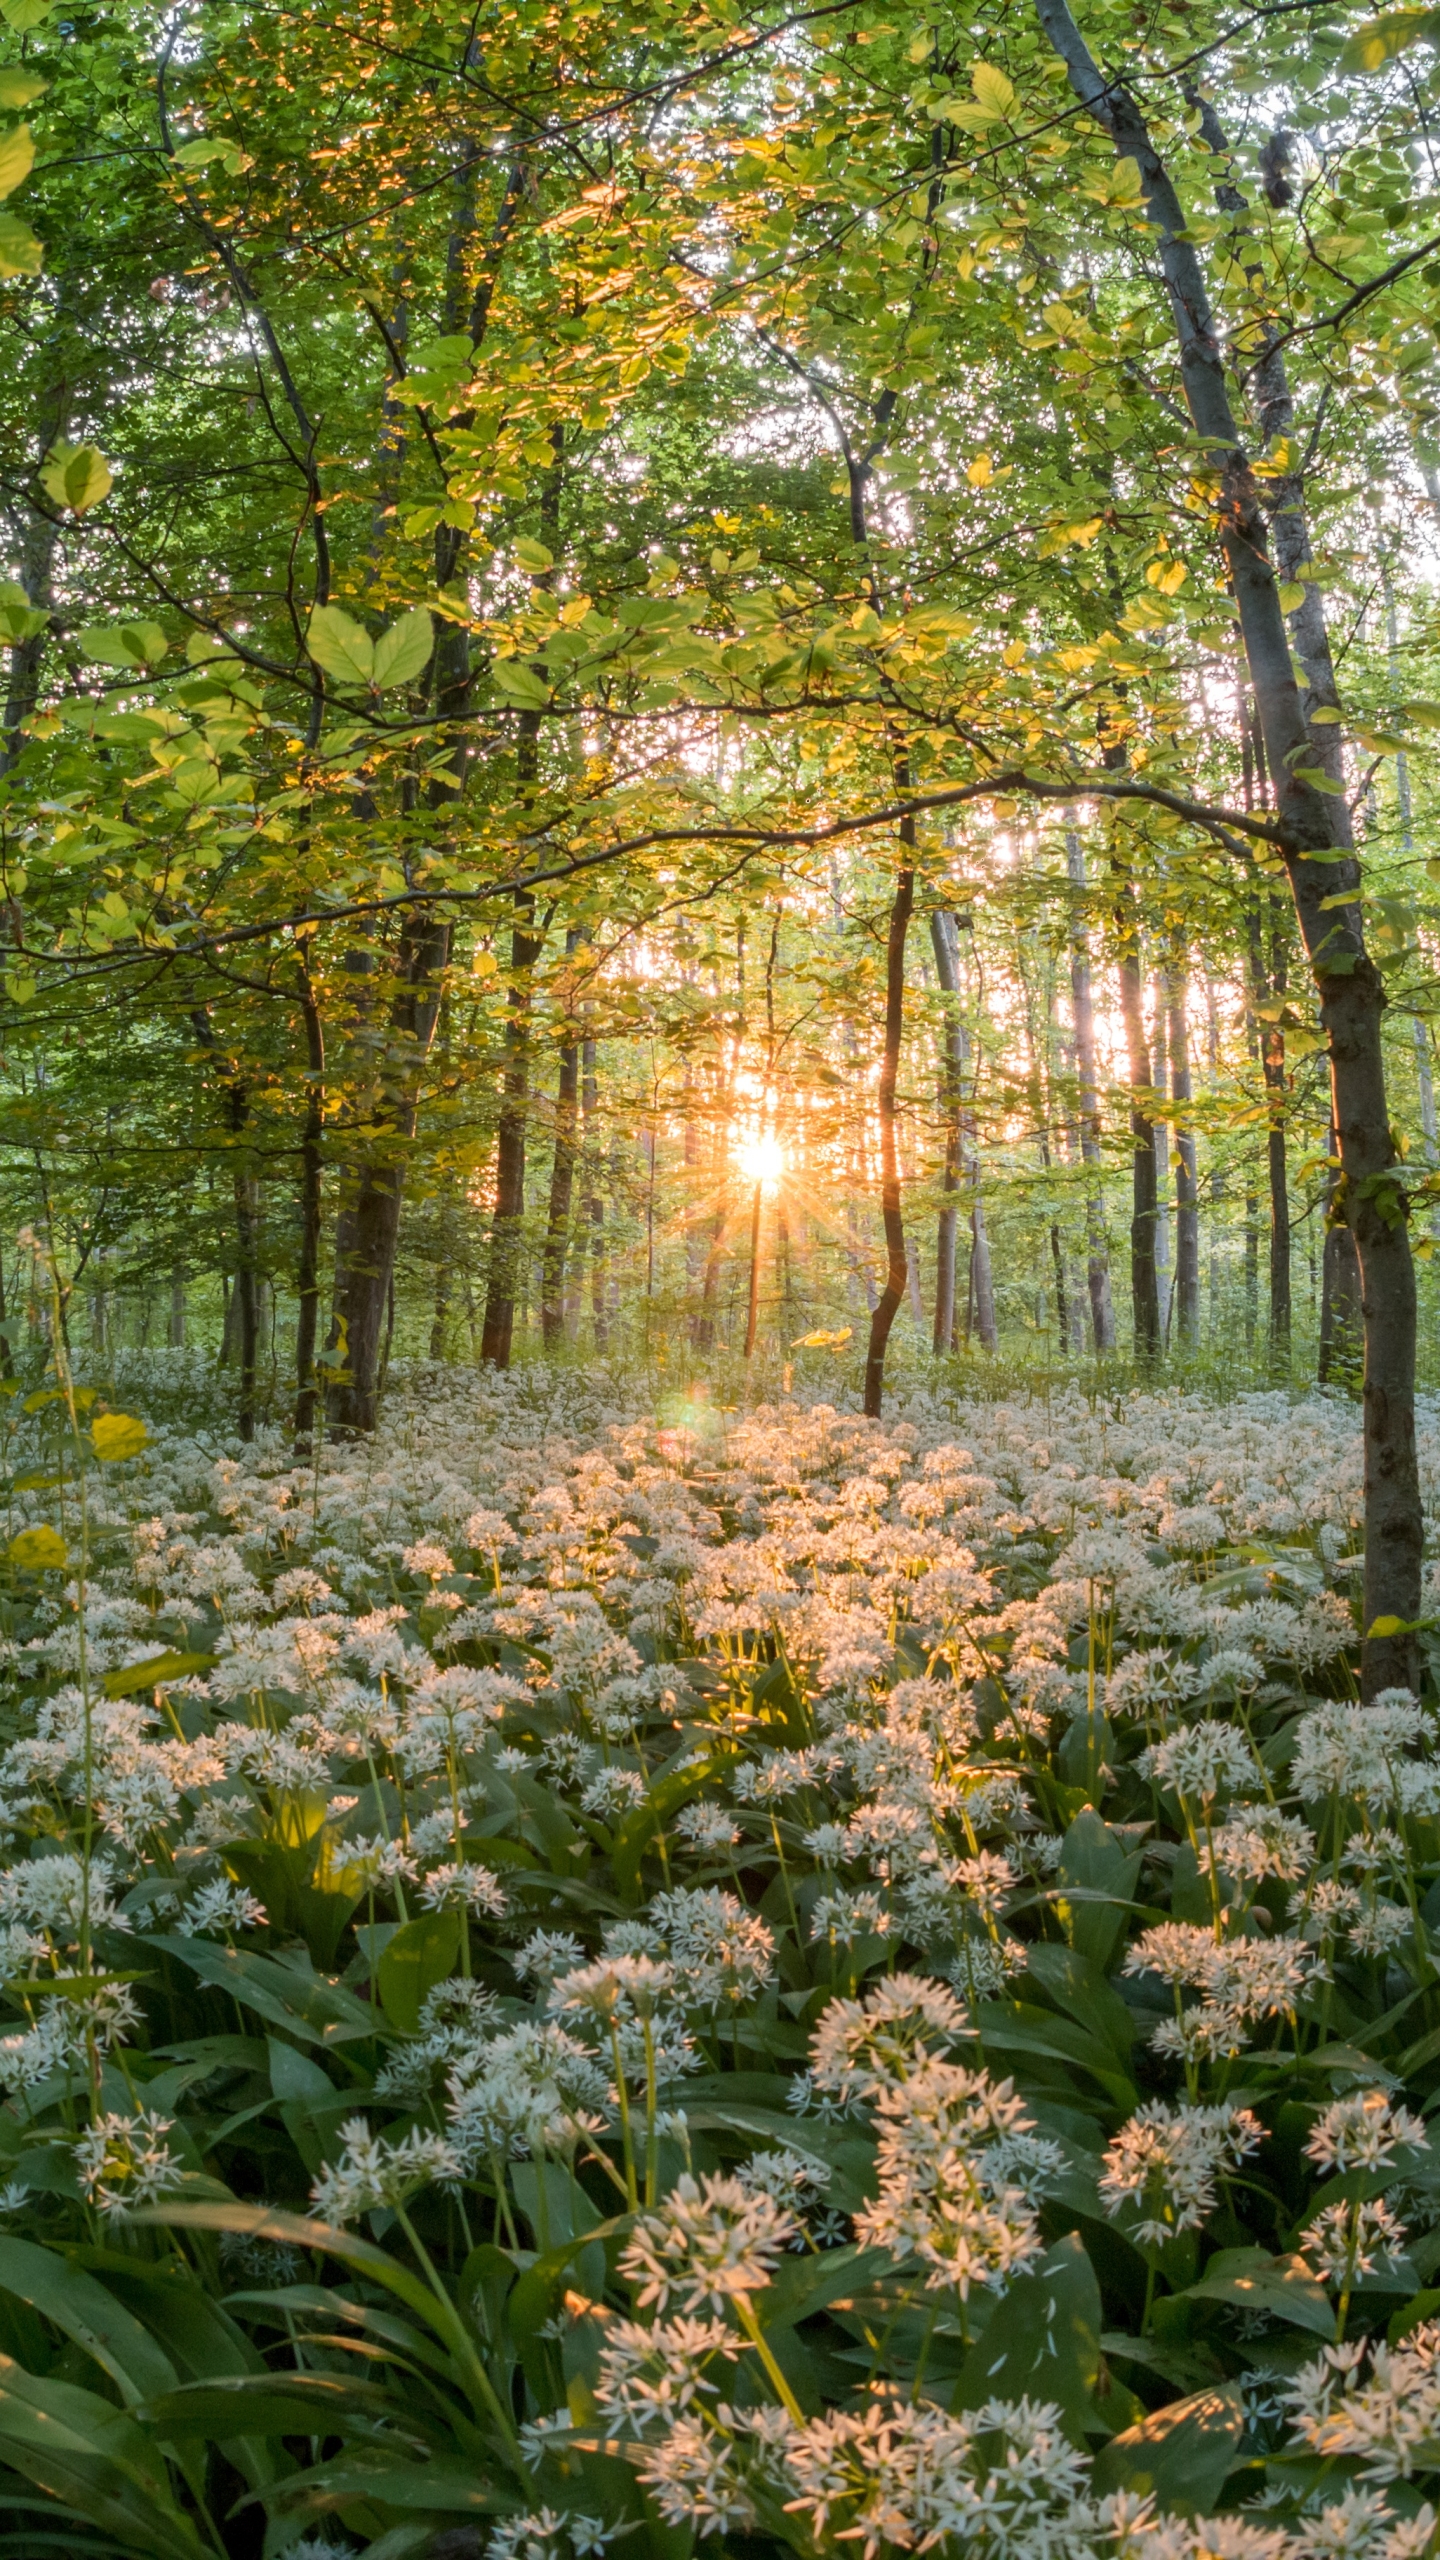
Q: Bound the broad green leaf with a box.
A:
[8,1524,67,1569]
[372,605,434,690]
[103,1649,214,1698]
[0,69,45,105]
[490,658,549,707]
[0,207,40,275]
[515,537,554,574]
[378,1906,460,2032]
[1340,8,1440,71]
[142,2370,431,2444]
[0,2354,207,2560]
[0,121,32,198]
[1091,2384,1245,2516]
[154,1937,377,2046]
[970,60,1014,114]
[0,0,52,33]
[1055,1810,1143,1971]
[953,2236,1102,2442]
[91,1410,148,1460]
[1181,2250,1333,2338]
[39,442,112,514]
[305,605,375,687]
[0,2238,178,2405]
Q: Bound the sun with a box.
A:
[737,1132,785,1185]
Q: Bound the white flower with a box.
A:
[810,1973,969,2100]
[1100,2101,1264,2247]
[75,2108,183,2217]
[310,2118,461,2223]
[1305,2089,1428,2176]
[619,2171,797,2311]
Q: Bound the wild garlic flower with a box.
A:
[774,2389,1093,2560]
[809,1973,969,2100]
[74,2106,183,2216]
[488,2511,621,2560]
[174,1877,268,1936]
[619,2170,798,2312]
[1200,1811,1316,1885]
[310,2118,461,2223]
[1286,2325,1440,2480]
[1301,2198,1410,2288]
[1291,1693,1432,1807]
[446,2019,610,2162]
[1100,2101,1265,2246]
[594,2313,745,2434]
[1305,2090,1428,2176]
[418,1862,508,1918]
[673,1801,742,1853]
[649,1887,776,2008]
[636,2416,754,2538]
[1141,1724,1264,1806]
[854,2057,1058,2296]
[811,1888,893,1945]
[512,1929,585,1986]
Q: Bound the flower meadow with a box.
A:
[12,1370,1440,2560]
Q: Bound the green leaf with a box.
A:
[1341,8,1440,72]
[490,658,549,708]
[0,70,45,105]
[372,606,434,691]
[0,2354,207,2560]
[142,2370,430,2444]
[39,442,112,514]
[1181,2249,1333,2338]
[1055,1810,1142,1971]
[155,1938,376,2046]
[0,2239,178,2406]
[0,120,32,198]
[1278,581,1306,612]
[0,0,54,32]
[515,537,555,574]
[305,605,376,687]
[952,2235,1102,2442]
[103,1649,214,1698]
[1090,2385,1245,2516]
[378,1907,460,2032]
[0,207,40,275]
[8,1524,67,1569]
[91,1409,149,1459]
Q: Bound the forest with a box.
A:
[8,0,1440,2555]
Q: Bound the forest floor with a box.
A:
[0,1368,1438,2560]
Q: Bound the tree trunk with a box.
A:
[1247,901,1292,1360]
[541,930,582,1350]
[191,1010,259,1439]
[1065,831,1116,1351]
[1114,881,1160,1362]
[482,898,542,1369]
[863,851,914,1417]
[294,962,325,1447]
[1152,972,1172,1343]
[1042,0,1420,1691]
[930,909,964,1354]
[1167,952,1201,1346]
[582,1034,607,1350]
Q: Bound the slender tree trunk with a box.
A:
[1247,900,1292,1360]
[191,1010,259,1439]
[1167,950,1200,1346]
[1065,831,1116,1351]
[167,1268,185,1350]
[541,930,581,1350]
[1152,972,1172,1342]
[294,962,325,1447]
[482,896,542,1369]
[863,849,915,1416]
[930,910,964,1354]
[1041,0,1421,1686]
[582,1034,607,1350]
[1115,882,1160,1362]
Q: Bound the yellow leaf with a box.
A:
[91,1412,148,1462]
[0,121,33,200]
[9,1525,68,1570]
[1277,580,1305,612]
[970,59,1015,115]
[967,452,994,487]
[1109,156,1145,205]
[792,1327,853,1349]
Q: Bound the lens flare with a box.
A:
[738,1133,785,1185]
